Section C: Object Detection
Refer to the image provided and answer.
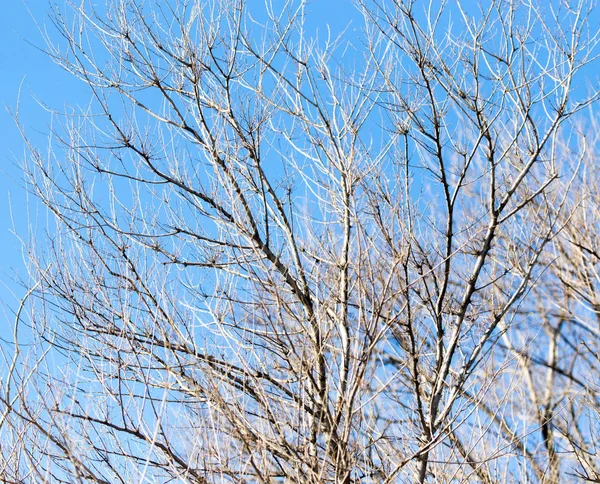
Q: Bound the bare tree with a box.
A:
[502,117,600,484]
[3,0,600,482]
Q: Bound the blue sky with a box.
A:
[0,2,88,329]
[0,0,358,334]
[1,3,600,479]
[2,0,600,334]
[0,2,56,321]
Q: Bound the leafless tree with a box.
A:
[501,116,600,484]
[3,0,600,482]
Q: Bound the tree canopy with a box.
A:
[3,0,600,482]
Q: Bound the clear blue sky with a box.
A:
[0,0,358,333]
[0,2,58,322]
[0,2,88,331]
[1,0,599,332]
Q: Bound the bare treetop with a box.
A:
[2,0,600,482]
